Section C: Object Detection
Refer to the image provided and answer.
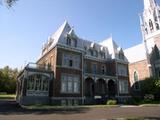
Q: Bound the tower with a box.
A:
[140,0,160,54]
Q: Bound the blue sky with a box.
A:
[0,0,158,69]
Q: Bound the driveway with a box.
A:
[0,100,160,120]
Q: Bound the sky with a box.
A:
[0,0,159,69]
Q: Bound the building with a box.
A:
[124,0,160,95]
[17,21,130,105]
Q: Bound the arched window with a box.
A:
[134,71,140,90]
[149,19,154,30]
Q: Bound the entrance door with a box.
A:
[85,78,94,97]
[108,79,116,98]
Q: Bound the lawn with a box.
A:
[0,94,16,100]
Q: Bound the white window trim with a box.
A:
[133,71,140,91]
[61,73,80,94]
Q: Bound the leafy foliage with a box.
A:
[106,100,117,105]
[141,77,160,99]
[0,0,18,8]
[0,66,19,94]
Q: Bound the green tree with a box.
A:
[0,66,19,94]
[141,77,160,99]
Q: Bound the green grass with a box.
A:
[0,94,16,100]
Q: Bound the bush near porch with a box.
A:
[106,100,117,105]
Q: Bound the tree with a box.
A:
[141,77,160,99]
[0,66,19,94]
[0,0,18,8]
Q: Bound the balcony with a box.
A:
[25,63,54,72]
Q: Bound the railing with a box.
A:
[25,63,53,71]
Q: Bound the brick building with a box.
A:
[17,21,130,105]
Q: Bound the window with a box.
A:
[134,71,140,90]
[119,52,124,60]
[101,65,106,75]
[149,19,154,30]
[69,60,73,67]
[61,75,67,92]
[145,28,148,34]
[155,16,158,22]
[92,64,97,74]
[90,49,98,57]
[66,37,77,47]
[73,100,79,106]
[84,62,87,73]
[63,54,80,69]
[118,64,128,76]
[100,52,105,59]
[27,74,49,93]
[27,76,34,90]
[74,56,80,68]
[156,23,159,30]
[93,50,98,57]
[90,49,93,56]
[119,80,129,94]
[43,78,48,91]
[61,100,67,106]
[67,37,71,46]
[68,99,73,106]
[61,74,80,93]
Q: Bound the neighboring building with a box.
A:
[124,0,160,95]
[17,21,130,105]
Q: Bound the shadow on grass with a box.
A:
[0,100,90,115]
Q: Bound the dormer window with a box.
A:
[90,49,98,57]
[67,37,71,46]
[100,52,105,59]
[66,36,77,47]
[119,53,124,60]
[90,49,93,56]
[93,50,98,57]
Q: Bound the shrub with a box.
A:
[106,100,117,105]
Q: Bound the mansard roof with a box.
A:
[40,21,127,62]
